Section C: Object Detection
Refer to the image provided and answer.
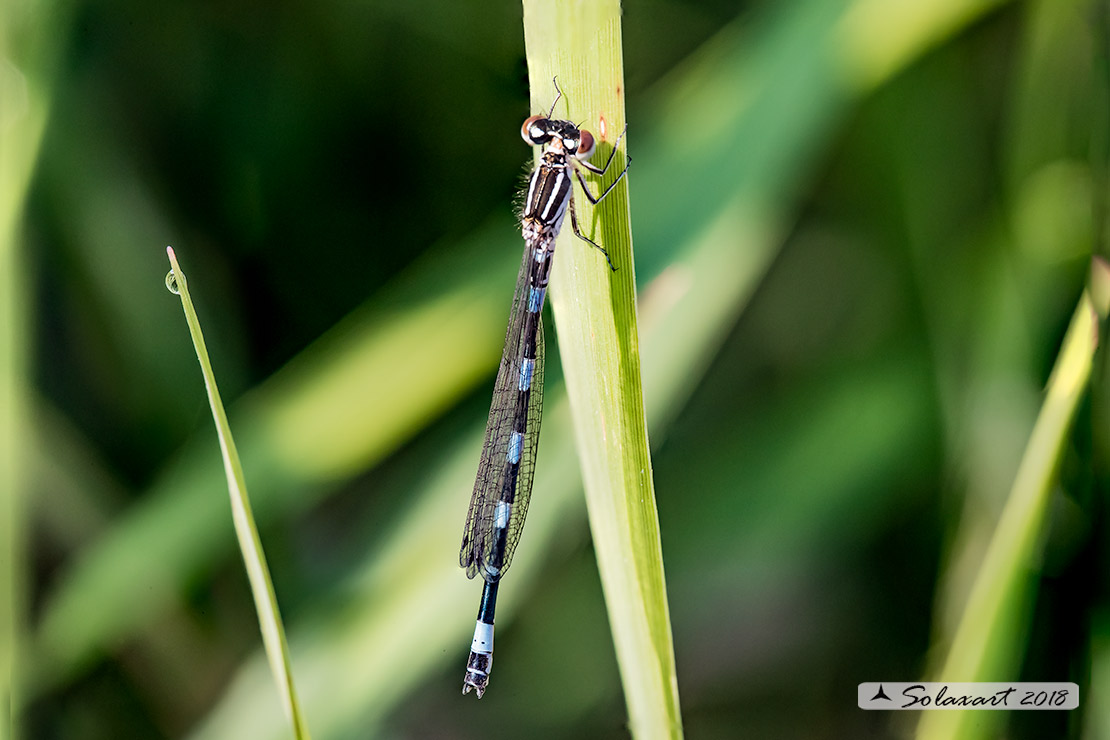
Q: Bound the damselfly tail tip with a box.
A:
[462,652,491,698]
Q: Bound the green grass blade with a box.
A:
[917,266,1109,740]
[165,248,311,740]
[188,397,587,739]
[33,224,514,691]
[521,2,682,738]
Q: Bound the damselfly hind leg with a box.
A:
[569,197,616,271]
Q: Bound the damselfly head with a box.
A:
[521,116,596,160]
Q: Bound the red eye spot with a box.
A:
[575,130,596,159]
[521,115,545,145]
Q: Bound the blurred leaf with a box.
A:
[918,287,1102,740]
[916,1,1100,737]
[2,0,80,731]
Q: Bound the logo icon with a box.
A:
[871,684,892,702]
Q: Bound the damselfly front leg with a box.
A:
[567,124,630,271]
[575,122,629,178]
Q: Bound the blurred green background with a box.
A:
[6,0,1109,737]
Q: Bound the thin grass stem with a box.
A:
[165,247,312,740]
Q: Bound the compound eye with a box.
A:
[521,115,549,146]
[574,129,596,159]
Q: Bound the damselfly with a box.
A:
[459,81,629,698]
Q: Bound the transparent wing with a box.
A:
[460,244,547,582]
